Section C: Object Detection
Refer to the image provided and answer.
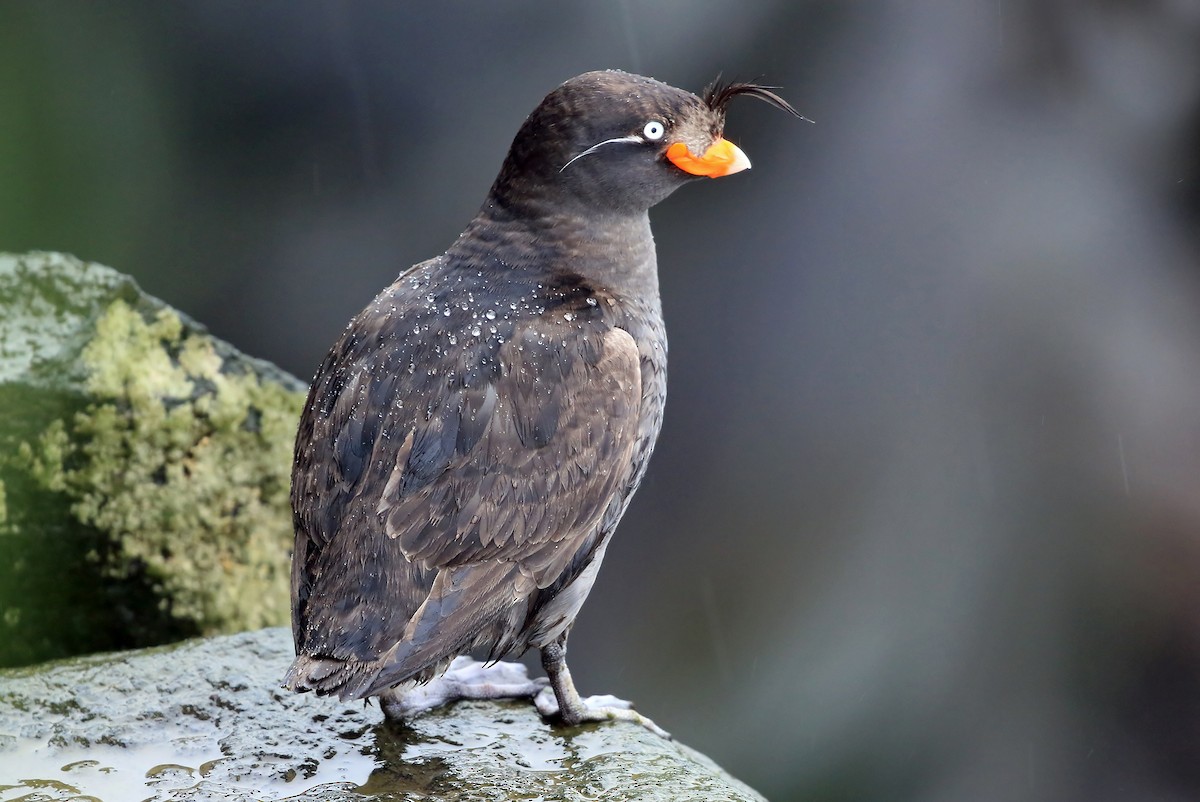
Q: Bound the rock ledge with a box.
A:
[0,628,765,801]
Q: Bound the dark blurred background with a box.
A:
[4,2,1200,799]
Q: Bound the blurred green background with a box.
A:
[4,2,1200,799]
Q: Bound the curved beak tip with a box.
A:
[725,142,752,175]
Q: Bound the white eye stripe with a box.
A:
[643,121,665,141]
[559,135,643,172]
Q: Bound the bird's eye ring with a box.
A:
[642,121,665,141]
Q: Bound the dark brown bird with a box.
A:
[283,70,798,733]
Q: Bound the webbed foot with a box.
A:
[533,685,670,738]
[378,656,548,718]
[538,639,671,739]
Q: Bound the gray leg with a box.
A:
[378,656,548,719]
[534,636,670,739]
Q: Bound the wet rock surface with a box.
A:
[0,252,305,667]
[0,628,765,801]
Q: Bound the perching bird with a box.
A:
[283,70,799,734]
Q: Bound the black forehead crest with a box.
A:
[703,78,802,118]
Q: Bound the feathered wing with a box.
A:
[287,274,642,699]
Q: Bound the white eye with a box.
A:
[642,121,665,141]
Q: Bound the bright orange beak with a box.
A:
[665,138,751,178]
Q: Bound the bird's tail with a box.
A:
[282,654,382,701]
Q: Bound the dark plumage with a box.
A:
[284,70,797,730]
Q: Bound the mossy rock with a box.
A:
[0,252,306,667]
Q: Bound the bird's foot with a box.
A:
[379,656,548,719]
[533,686,671,739]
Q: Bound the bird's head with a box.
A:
[490,70,801,216]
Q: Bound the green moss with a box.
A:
[23,299,305,634]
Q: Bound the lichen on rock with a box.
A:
[0,252,306,665]
[23,298,303,631]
